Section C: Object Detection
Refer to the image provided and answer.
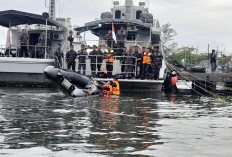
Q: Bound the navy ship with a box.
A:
[0,0,166,91]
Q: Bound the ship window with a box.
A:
[136,10,142,19]
[115,10,121,19]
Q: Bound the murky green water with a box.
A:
[0,87,232,157]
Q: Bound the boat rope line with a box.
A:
[166,62,232,103]
[166,61,232,95]
[0,90,139,118]
[165,60,232,96]
[166,62,205,97]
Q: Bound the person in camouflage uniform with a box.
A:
[105,30,114,47]
[134,45,143,78]
[54,44,64,68]
[96,46,104,73]
[151,46,163,80]
[77,45,88,75]
[124,45,135,79]
[116,26,127,49]
[120,47,127,74]
[89,45,98,77]
[66,45,77,71]
[38,31,46,58]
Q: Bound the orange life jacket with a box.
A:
[105,50,115,63]
[112,81,120,95]
[142,52,152,65]
[102,84,113,97]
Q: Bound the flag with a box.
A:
[8,27,12,44]
[112,23,117,43]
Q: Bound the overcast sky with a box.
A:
[1,0,232,54]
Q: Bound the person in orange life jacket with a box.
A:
[101,81,113,97]
[112,78,120,95]
[104,46,115,78]
[141,48,152,80]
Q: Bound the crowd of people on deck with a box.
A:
[15,28,163,80]
[53,43,163,80]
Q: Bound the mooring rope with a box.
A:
[166,62,231,103]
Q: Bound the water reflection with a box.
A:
[0,88,232,156]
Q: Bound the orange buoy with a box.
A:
[171,76,178,87]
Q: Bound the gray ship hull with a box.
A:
[0,57,53,87]
[94,78,164,91]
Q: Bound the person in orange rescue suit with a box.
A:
[140,48,152,80]
[104,46,115,78]
[101,81,113,97]
[112,78,120,95]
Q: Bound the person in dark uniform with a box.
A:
[104,46,115,78]
[117,26,127,49]
[18,29,29,57]
[124,45,135,79]
[77,45,88,75]
[66,45,77,71]
[148,43,153,53]
[54,44,64,68]
[210,49,217,73]
[151,46,163,80]
[105,30,114,48]
[96,45,104,73]
[120,47,127,74]
[134,45,143,78]
[89,45,98,77]
[67,31,74,46]
[38,31,46,58]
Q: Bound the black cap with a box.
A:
[155,46,159,49]
[212,49,216,52]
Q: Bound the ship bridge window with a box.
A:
[136,10,142,19]
[115,10,121,19]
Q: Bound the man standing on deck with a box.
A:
[38,31,46,58]
[67,31,74,47]
[77,45,88,75]
[96,45,104,74]
[134,45,143,78]
[210,49,217,72]
[141,48,152,80]
[105,46,115,78]
[66,45,77,71]
[120,47,127,74]
[89,45,98,77]
[54,44,64,68]
[151,46,163,80]
[105,30,114,48]
[124,45,135,79]
[18,29,29,57]
[117,26,127,49]
[148,43,154,53]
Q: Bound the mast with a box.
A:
[49,0,56,20]
[125,0,133,20]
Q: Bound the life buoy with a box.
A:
[112,81,120,95]
[171,76,178,87]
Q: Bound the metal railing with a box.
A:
[58,55,139,77]
[0,44,57,59]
